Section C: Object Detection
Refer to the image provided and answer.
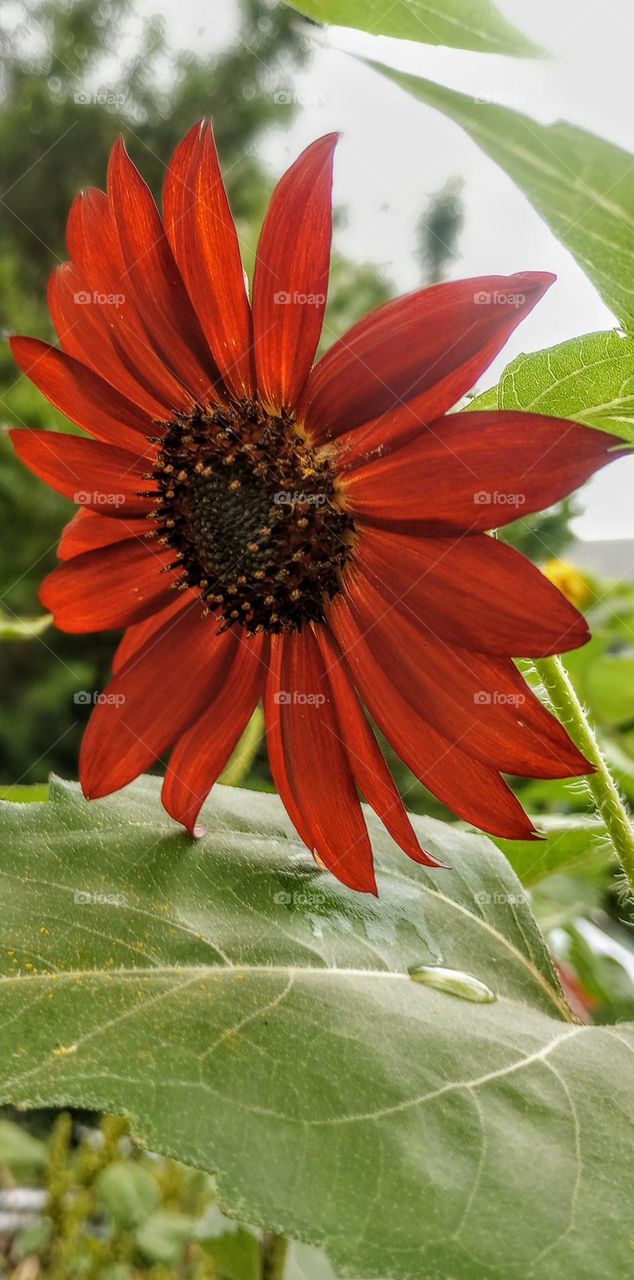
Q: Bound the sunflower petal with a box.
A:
[253,134,338,411]
[343,565,591,779]
[343,411,626,520]
[10,429,154,515]
[163,631,267,833]
[108,139,222,404]
[329,595,537,841]
[113,593,198,674]
[264,629,378,893]
[301,272,553,446]
[41,540,178,632]
[10,337,152,453]
[316,627,444,867]
[163,120,254,399]
[48,262,169,419]
[58,510,155,561]
[80,607,235,799]
[66,188,195,413]
[356,525,589,657]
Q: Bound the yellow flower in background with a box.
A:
[543,558,592,609]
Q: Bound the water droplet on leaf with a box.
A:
[407,964,496,1003]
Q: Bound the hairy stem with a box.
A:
[535,655,634,893]
[261,1232,289,1280]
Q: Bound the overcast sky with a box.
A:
[134,1,634,540]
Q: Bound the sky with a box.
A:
[128,1,634,539]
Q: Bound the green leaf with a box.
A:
[0,1117,47,1172]
[495,813,611,886]
[0,777,633,1280]
[200,1223,261,1280]
[564,636,634,731]
[97,1161,161,1230]
[135,1210,195,1265]
[466,331,634,445]
[282,0,542,56]
[463,384,497,411]
[497,330,634,443]
[0,784,49,803]
[371,65,634,330]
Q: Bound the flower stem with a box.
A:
[219,706,264,788]
[261,1232,289,1280]
[534,655,634,893]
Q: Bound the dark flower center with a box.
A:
[149,401,354,634]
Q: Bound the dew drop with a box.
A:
[407,964,496,1003]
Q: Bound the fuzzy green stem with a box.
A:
[261,1232,289,1280]
[535,655,634,893]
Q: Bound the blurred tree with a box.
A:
[0,0,310,308]
[0,0,392,783]
[415,176,464,285]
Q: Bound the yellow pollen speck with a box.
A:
[53,1043,78,1057]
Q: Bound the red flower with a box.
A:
[10,124,625,893]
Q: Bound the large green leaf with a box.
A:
[500,331,634,443]
[469,330,634,445]
[0,777,633,1279]
[371,65,634,330]
[283,0,541,56]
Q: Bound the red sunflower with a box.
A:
[10,123,625,893]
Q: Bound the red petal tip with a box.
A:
[513,270,556,294]
[8,335,28,364]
